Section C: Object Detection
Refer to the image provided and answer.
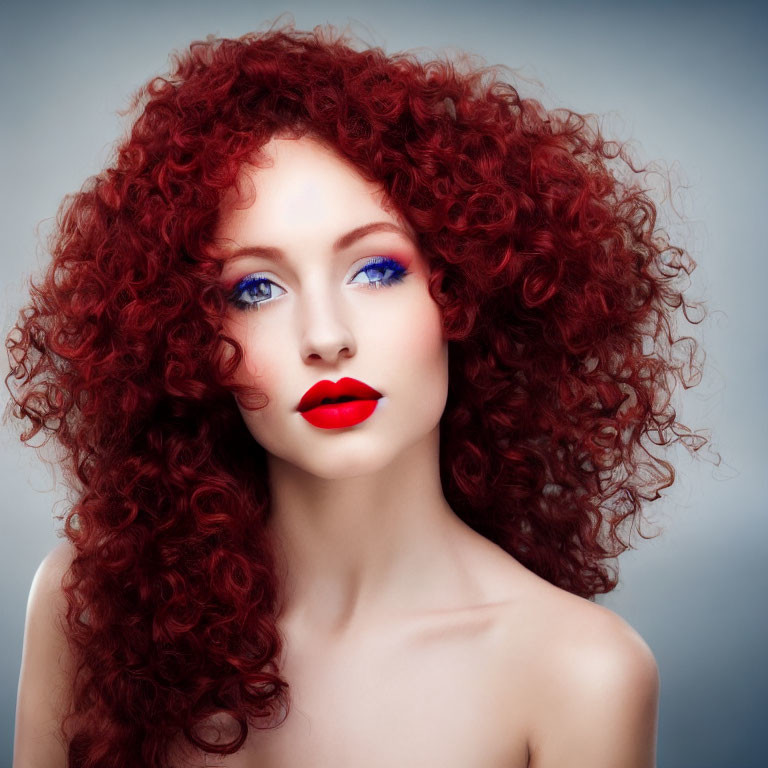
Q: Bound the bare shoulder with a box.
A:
[33,539,77,593]
[24,539,78,650]
[499,578,660,768]
[538,585,659,698]
[14,539,79,768]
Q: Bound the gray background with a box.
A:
[1,1,765,766]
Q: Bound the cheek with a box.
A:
[240,338,283,400]
[392,297,449,427]
[219,316,279,393]
[385,291,447,380]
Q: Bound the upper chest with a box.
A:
[189,605,537,768]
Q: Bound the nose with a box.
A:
[298,290,357,365]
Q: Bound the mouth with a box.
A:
[297,377,383,413]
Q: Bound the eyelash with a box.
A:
[227,256,410,312]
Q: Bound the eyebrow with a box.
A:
[219,221,417,262]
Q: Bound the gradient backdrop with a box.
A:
[1,1,765,766]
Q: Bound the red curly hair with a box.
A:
[4,20,710,767]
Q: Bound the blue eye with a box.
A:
[349,256,409,289]
[227,275,286,311]
[227,256,409,311]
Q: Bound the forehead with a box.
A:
[215,136,407,240]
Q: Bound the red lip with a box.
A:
[297,377,383,413]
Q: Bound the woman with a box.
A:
[9,21,708,768]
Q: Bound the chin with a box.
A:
[260,430,407,480]
[300,441,404,480]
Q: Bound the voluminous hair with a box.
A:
[4,19,711,767]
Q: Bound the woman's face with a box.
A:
[213,135,448,479]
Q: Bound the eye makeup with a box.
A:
[227,255,410,312]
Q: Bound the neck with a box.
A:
[265,425,479,638]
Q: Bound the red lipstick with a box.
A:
[297,377,383,429]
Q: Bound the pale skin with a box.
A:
[13,134,660,767]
